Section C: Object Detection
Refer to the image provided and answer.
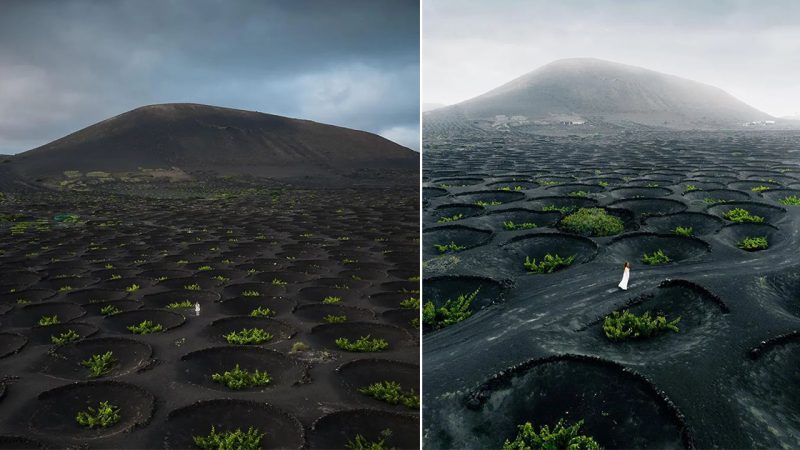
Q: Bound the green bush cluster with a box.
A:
[323,296,342,304]
[673,226,693,237]
[335,335,389,352]
[737,236,768,251]
[523,254,576,274]
[224,328,273,344]
[475,200,502,207]
[422,289,479,330]
[100,305,121,316]
[127,320,163,334]
[603,310,681,341]
[503,419,599,450]
[751,185,771,192]
[193,426,264,450]
[211,364,271,390]
[399,297,420,309]
[75,401,121,429]
[81,351,116,378]
[641,249,671,265]
[359,381,419,408]
[166,300,193,309]
[559,208,624,236]
[723,208,765,223]
[437,213,463,223]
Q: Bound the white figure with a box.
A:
[618,262,630,290]
[194,302,201,316]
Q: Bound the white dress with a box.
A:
[618,267,630,290]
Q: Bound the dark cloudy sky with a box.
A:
[424,0,800,117]
[0,0,420,154]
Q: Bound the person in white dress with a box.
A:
[618,261,630,290]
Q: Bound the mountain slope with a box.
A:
[426,58,774,131]
[11,103,417,178]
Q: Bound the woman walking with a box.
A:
[618,262,630,290]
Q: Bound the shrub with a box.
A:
[779,195,800,205]
[422,289,479,330]
[503,221,537,230]
[723,208,765,223]
[568,191,588,197]
[603,310,680,341]
[323,296,342,304]
[249,306,273,317]
[523,254,576,274]
[503,419,599,450]
[475,200,502,208]
[737,236,769,251]
[51,329,80,345]
[684,185,697,192]
[271,278,288,286]
[100,305,121,316]
[241,290,261,297]
[751,185,771,192]
[38,315,60,326]
[542,205,575,213]
[335,335,389,352]
[704,198,730,205]
[197,265,213,271]
[399,297,420,309]
[437,213,463,223]
[81,351,116,378]
[674,226,693,237]
[184,283,202,291]
[166,300,193,309]
[210,364,271,390]
[224,328,273,344]
[75,401,121,429]
[323,314,347,323]
[359,381,419,408]
[642,249,670,265]
[346,430,394,450]
[125,284,140,293]
[193,426,264,450]
[290,342,308,353]
[127,320,163,334]
[433,241,466,253]
[559,208,624,236]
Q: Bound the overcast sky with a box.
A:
[0,0,419,154]
[424,0,800,117]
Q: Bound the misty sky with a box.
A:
[0,0,419,154]
[424,0,800,117]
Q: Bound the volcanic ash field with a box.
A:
[422,130,800,449]
[0,179,419,449]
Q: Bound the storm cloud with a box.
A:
[424,0,800,118]
[0,0,420,153]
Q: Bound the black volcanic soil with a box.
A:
[0,176,419,448]
[423,129,800,449]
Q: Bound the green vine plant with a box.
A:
[723,208,765,223]
[51,329,80,345]
[81,351,116,378]
[224,328,273,344]
[346,429,394,450]
[559,208,623,236]
[603,310,681,341]
[38,315,60,326]
[503,419,600,450]
[779,195,800,205]
[75,401,121,429]
[422,289,479,330]
[433,241,466,253]
[641,249,671,265]
[503,221,537,231]
[210,364,271,390]
[127,320,163,334]
[193,426,264,450]
[359,381,419,409]
[335,335,389,352]
[737,236,768,251]
[524,254,576,274]
[323,314,347,323]
[249,306,273,317]
[673,226,693,237]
